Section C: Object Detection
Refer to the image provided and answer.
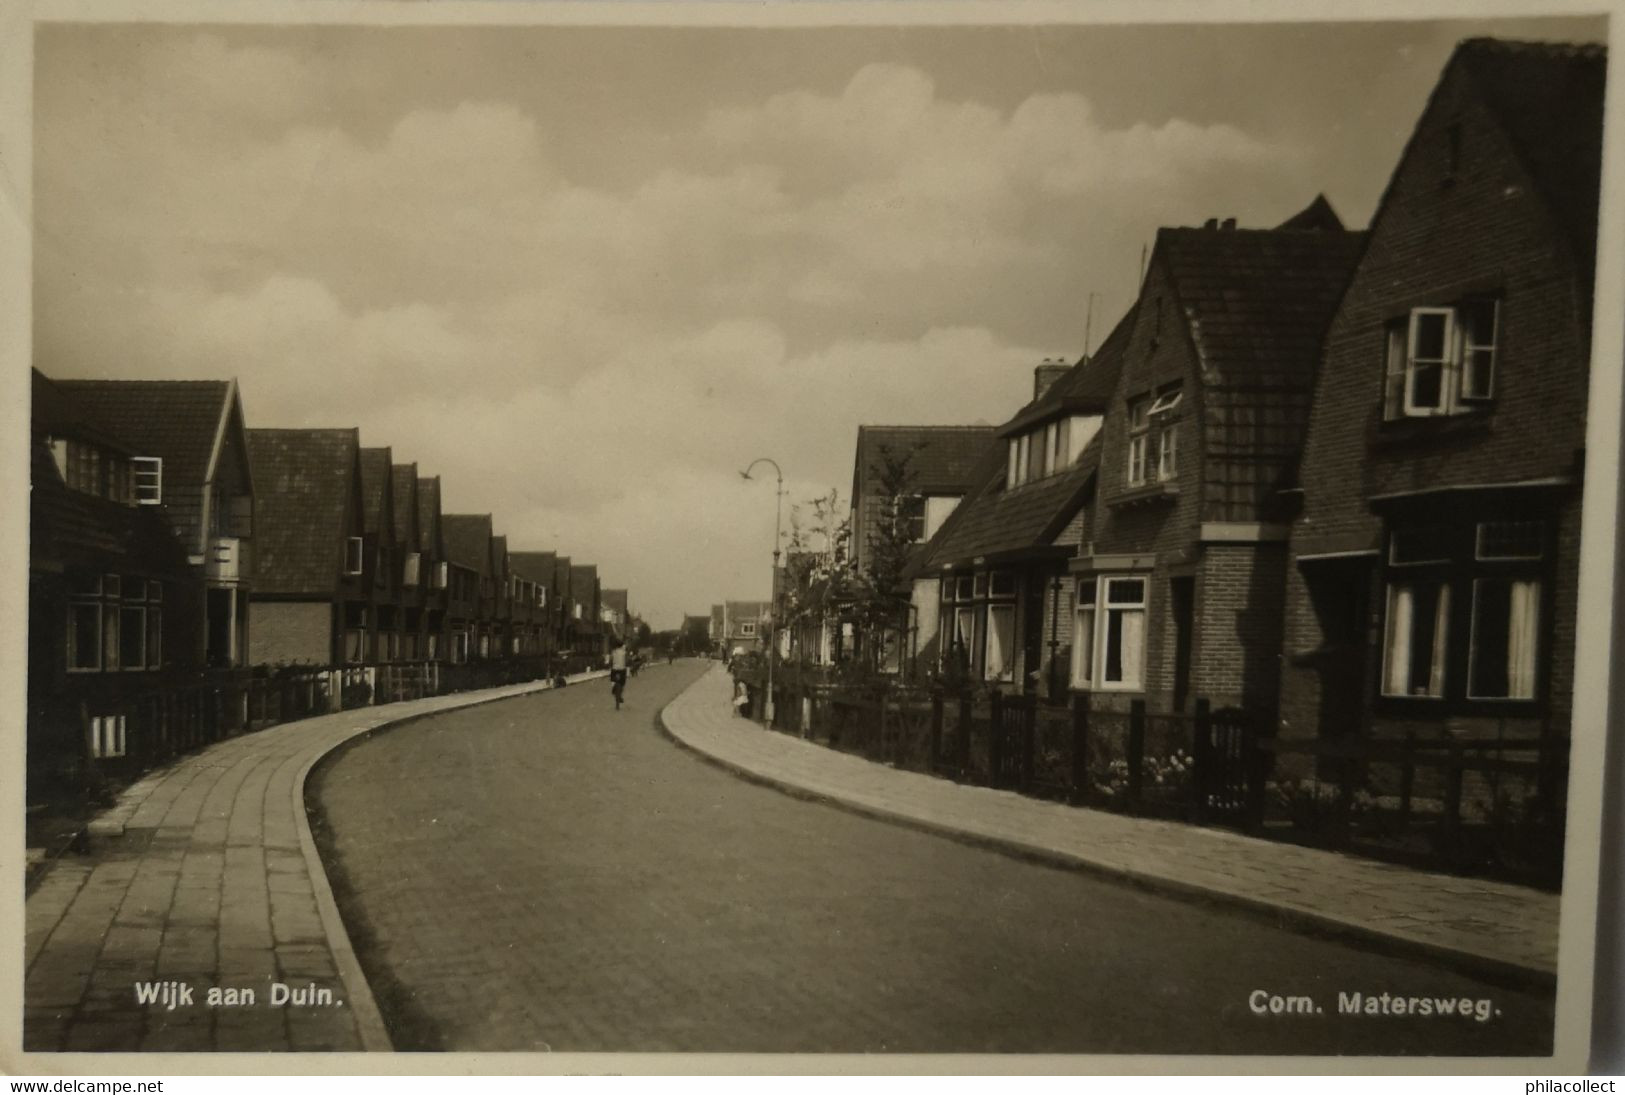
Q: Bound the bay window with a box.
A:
[1070,574,1148,691]
[1379,515,1546,706]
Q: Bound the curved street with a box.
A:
[309,661,1554,1055]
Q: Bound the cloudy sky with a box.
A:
[33,13,1604,627]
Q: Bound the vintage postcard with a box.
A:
[3,0,1621,1075]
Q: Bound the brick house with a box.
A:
[358,447,401,662]
[59,377,256,670]
[415,475,456,662]
[848,425,998,578]
[390,463,428,660]
[569,563,602,656]
[720,599,773,657]
[510,550,559,657]
[28,371,200,776]
[1278,40,1605,747]
[920,325,1127,694]
[443,514,497,660]
[600,588,630,643]
[1066,200,1365,715]
[246,428,372,665]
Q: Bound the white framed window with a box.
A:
[344,536,364,576]
[953,606,977,662]
[1148,387,1183,417]
[133,457,163,505]
[1097,576,1147,690]
[1071,575,1147,690]
[434,561,449,590]
[1158,422,1178,481]
[1126,397,1150,487]
[1381,580,1450,698]
[1007,438,1020,488]
[1384,301,1500,420]
[740,621,757,637]
[90,715,127,759]
[403,552,422,587]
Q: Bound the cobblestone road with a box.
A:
[311,661,1554,1055]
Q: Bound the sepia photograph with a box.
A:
[6,0,1621,1072]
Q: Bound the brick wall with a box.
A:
[248,600,333,665]
[1193,543,1288,710]
[1280,58,1592,744]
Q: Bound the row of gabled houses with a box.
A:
[828,38,1602,754]
[27,369,633,772]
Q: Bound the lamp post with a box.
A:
[740,457,784,725]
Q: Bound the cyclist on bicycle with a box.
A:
[609,640,628,709]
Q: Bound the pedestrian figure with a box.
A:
[609,640,628,709]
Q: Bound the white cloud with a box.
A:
[35,34,1314,624]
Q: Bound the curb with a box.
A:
[657,667,1555,994]
[290,669,607,1051]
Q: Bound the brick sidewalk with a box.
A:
[23,671,606,1054]
[661,664,1559,985]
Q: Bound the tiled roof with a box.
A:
[926,433,1103,569]
[509,551,557,585]
[1157,220,1365,388]
[569,564,597,603]
[55,379,230,492]
[415,477,442,556]
[999,308,1134,438]
[491,535,508,579]
[390,464,419,547]
[32,369,132,453]
[851,425,1000,501]
[443,514,493,576]
[358,447,392,537]
[247,428,359,596]
[601,588,629,615]
[554,556,572,592]
[1456,38,1606,277]
[922,312,1133,567]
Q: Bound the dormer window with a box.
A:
[133,457,163,504]
[1383,300,1499,420]
[344,536,364,576]
[1007,415,1092,489]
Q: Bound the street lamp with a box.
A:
[740,457,784,725]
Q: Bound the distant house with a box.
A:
[443,514,496,660]
[358,447,400,661]
[415,476,449,660]
[58,377,256,669]
[569,564,601,656]
[600,588,630,641]
[28,370,198,774]
[921,329,1126,693]
[246,428,371,665]
[848,425,998,579]
[1068,199,1365,714]
[721,599,773,656]
[510,551,558,657]
[1278,40,1604,746]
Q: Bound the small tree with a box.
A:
[845,443,924,678]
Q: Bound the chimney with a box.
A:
[1221,216,1237,230]
[1034,359,1070,400]
[1203,217,1219,230]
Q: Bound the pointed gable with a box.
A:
[55,378,240,556]
[415,477,443,558]
[247,428,361,596]
[443,514,494,577]
[358,447,394,539]
[391,464,419,548]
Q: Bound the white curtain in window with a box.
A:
[1117,607,1145,689]
[1383,585,1414,695]
[985,605,1015,681]
[1507,580,1539,699]
[1072,605,1095,687]
[1428,584,1450,697]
